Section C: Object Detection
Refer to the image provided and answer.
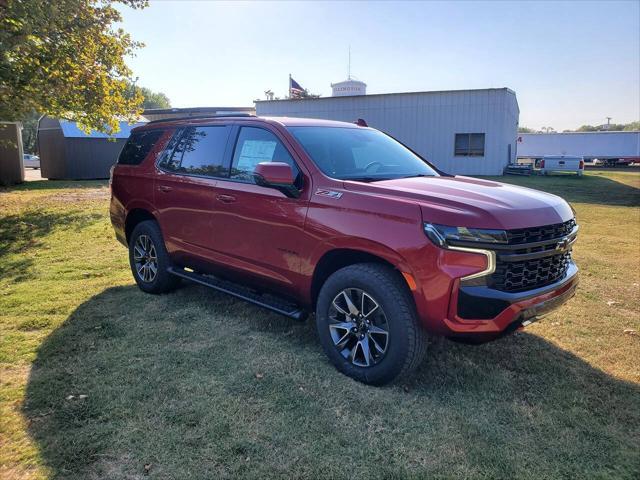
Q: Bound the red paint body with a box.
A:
[110,116,578,338]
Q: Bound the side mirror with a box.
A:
[254,162,300,198]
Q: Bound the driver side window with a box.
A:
[231,127,302,187]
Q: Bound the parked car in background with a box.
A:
[540,155,585,176]
[110,115,579,385]
[23,154,40,169]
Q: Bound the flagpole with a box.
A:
[288,73,291,98]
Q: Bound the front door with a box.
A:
[211,125,311,293]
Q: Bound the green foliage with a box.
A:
[139,86,171,109]
[20,110,40,154]
[0,0,148,135]
[518,126,536,133]
[575,122,638,132]
[123,81,171,109]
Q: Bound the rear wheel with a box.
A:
[315,263,427,385]
[128,220,180,294]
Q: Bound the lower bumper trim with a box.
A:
[457,263,578,320]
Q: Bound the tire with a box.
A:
[128,220,180,294]
[315,263,427,385]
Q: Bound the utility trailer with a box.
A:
[517,131,640,167]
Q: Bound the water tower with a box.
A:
[331,79,367,97]
[331,48,367,97]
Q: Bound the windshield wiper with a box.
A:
[342,176,392,183]
[399,174,433,179]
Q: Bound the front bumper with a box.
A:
[443,262,579,338]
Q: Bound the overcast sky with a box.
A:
[118,0,640,131]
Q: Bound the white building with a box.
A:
[255,88,519,176]
[517,131,640,164]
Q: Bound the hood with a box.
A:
[343,176,574,230]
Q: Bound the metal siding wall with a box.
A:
[65,138,126,179]
[39,128,67,179]
[257,89,515,175]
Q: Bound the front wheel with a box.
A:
[315,263,427,385]
[128,220,180,294]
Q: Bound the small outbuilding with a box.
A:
[0,122,25,186]
[37,116,147,180]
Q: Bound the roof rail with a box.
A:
[144,113,256,125]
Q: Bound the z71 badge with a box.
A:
[315,189,343,199]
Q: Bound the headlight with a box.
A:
[424,223,508,247]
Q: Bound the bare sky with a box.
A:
[118,0,640,131]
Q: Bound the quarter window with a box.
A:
[455,133,485,157]
[163,126,230,176]
[118,130,164,165]
[231,127,300,185]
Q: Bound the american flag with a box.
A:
[289,76,305,98]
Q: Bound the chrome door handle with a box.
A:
[216,194,236,203]
[157,185,173,193]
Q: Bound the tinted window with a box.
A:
[164,126,230,176]
[231,127,300,184]
[454,133,485,156]
[118,130,164,165]
[288,126,438,181]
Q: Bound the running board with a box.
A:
[167,267,307,321]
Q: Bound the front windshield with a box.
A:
[288,126,439,181]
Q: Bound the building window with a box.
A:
[455,133,485,157]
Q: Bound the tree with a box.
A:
[518,126,535,133]
[623,121,640,131]
[576,125,598,132]
[20,110,40,154]
[0,0,148,135]
[137,86,171,110]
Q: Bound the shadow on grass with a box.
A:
[24,285,640,479]
[488,172,639,207]
[0,210,103,282]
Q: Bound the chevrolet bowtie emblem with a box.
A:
[556,237,570,251]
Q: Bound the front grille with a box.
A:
[489,219,576,292]
[491,251,572,292]
[506,218,576,245]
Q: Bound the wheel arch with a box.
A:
[125,208,157,244]
[310,247,417,309]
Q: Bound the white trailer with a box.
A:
[517,131,640,167]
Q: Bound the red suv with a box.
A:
[110,115,579,385]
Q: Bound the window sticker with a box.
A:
[236,140,277,171]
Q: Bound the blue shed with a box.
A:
[37,116,147,180]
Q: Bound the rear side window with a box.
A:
[118,130,164,165]
[230,127,300,184]
[163,126,230,177]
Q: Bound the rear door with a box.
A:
[154,124,233,266]
[209,124,311,292]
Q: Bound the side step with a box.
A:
[167,267,307,321]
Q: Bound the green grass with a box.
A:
[1,172,639,479]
